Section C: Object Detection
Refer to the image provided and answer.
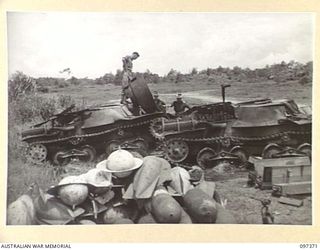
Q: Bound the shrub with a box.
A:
[95,79,105,85]
[57,95,74,108]
[38,97,57,120]
[299,76,311,85]
[37,86,49,93]
[69,76,80,85]
[9,94,79,125]
[8,71,36,102]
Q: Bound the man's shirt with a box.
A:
[171,100,190,114]
[154,98,166,112]
[122,56,133,72]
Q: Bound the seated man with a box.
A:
[153,92,166,112]
[171,93,191,115]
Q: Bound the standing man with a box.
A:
[171,93,191,116]
[153,91,166,112]
[121,52,140,104]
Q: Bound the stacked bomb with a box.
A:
[7,149,236,225]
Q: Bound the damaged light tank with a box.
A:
[150,85,312,168]
[22,77,164,165]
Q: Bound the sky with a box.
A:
[7,12,314,78]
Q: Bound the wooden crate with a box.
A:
[248,156,311,189]
[272,181,312,196]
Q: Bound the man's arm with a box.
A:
[184,102,191,109]
[122,57,126,70]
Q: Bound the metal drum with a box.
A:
[129,76,157,114]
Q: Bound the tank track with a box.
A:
[161,130,310,144]
[158,130,311,164]
[28,119,153,146]
[149,117,311,143]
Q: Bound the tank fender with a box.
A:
[261,143,282,156]
[230,145,243,152]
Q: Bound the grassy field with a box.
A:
[41,78,313,107]
[149,79,312,106]
[7,78,313,224]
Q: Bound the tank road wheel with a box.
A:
[27,143,48,164]
[79,145,96,162]
[297,143,312,160]
[262,143,282,159]
[52,150,71,166]
[165,139,189,163]
[196,147,216,170]
[130,139,148,157]
[230,146,248,164]
[105,141,120,156]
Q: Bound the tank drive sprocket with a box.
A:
[26,143,48,164]
[164,139,189,163]
[149,118,166,140]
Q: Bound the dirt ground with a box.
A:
[7,79,312,224]
[205,169,312,225]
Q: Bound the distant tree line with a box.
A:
[162,60,312,85]
[11,60,313,92]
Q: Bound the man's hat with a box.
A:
[47,175,94,196]
[132,52,140,57]
[80,169,112,188]
[96,149,143,178]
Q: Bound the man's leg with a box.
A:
[120,89,126,104]
[121,72,130,104]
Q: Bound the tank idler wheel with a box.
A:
[52,150,71,166]
[262,143,282,159]
[27,143,48,164]
[165,139,189,163]
[134,139,148,152]
[230,146,248,165]
[128,139,148,157]
[297,143,312,160]
[196,147,216,170]
[79,145,97,162]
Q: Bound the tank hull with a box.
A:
[152,99,312,165]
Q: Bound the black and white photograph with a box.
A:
[6,12,313,226]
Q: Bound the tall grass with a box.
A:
[6,160,59,204]
[7,73,88,204]
[7,94,79,204]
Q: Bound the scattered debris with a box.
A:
[278,197,303,207]
[250,196,274,224]
[273,211,281,216]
